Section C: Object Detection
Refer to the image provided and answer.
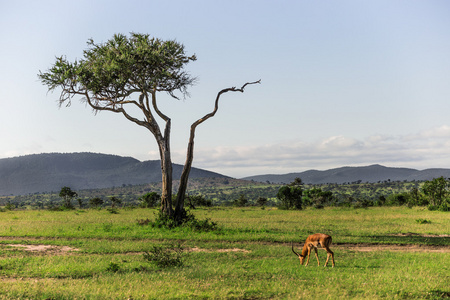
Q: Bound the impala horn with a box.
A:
[291,243,301,257]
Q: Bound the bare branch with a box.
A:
[84,92,151,130]
[192,79,261,129]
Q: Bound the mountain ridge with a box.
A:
[3,153,450,196]
[0,152,228,196]
[243,164,450,184]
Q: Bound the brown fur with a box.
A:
[292,233,335,267]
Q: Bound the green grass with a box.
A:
[0,207,449,299]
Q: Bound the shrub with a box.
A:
[143,243,185,268]
[139,192,160,208]
[48,205,72,211]
[303,188,333,208]
[5,202,15,211]
[136,218,151,226]
[106,262,121,273]
[438,202,449,212]
[150,210,218,232]
[353,198,372,209]
[186,195,212,208]
[89,197,104,208]
[233,194,248,207]
[386,193,409,206]
[277,185,303,210]
[429,202,450,212]
[375,195,386,207]
[256,197,268,207]
[106,208,119,214]
[416,218,431,224]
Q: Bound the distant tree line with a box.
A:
[1,177,449,212]
[274,177,450,212]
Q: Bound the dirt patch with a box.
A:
[5,244,79,254]
[392,233,450,238]
[335,243,450,253]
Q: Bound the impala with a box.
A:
[292,233,335,267]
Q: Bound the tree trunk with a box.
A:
[158,138,173,217]
[174,125,196,218]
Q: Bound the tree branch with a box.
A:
[151,89,170,122]
[84,92,151,130]
[174,79,260,214]
[191,79,260,129]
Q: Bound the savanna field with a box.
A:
[0,207,449,299]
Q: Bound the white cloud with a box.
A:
[4,126,450,179]
[182,126,450,177]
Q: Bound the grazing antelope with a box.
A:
[292,233,335,267]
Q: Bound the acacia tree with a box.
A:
[39,33,259,221]
[421,176,449,207]
[59,186,77,208]
[277,178,303,210]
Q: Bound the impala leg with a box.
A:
[314,247,320,266]
[324,247,335,267]
[305,248,311,266]
[330,250,335,267]
[324,252,330,267]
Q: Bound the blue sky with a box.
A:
[1,0,450,178]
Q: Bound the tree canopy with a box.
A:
[39,33,196,121]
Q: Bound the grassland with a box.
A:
[0,207,449,299]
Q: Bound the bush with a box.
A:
[353,198,372,209]
[136,218,151,226]
[5,202,15,211]
[256,197,268,207]
[375,195,386,206]
[303,188,333,208]
[89,197,104,208]
[149,210,218,232]
[428,202,450,212]
[313,203,325,209]
[106,262,121,272]
[186,195,212,208]
[386,193,409,206]
[416,218,431,224]
[277,185,303,210]
[233,194,248,207]
[106,208,119,214]
[439,202,449,212]
[48,205,73,211]
[143,243,185,268]
[139,192,160,208]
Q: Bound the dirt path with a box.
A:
[2,236,450,254]
[4,244,79,253]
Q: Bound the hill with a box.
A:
[243,164,450,184]
[0,153,228,196]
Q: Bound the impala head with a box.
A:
[291,243,305,265]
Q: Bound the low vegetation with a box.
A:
[1,175,449,298]
[0,207,449,299]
